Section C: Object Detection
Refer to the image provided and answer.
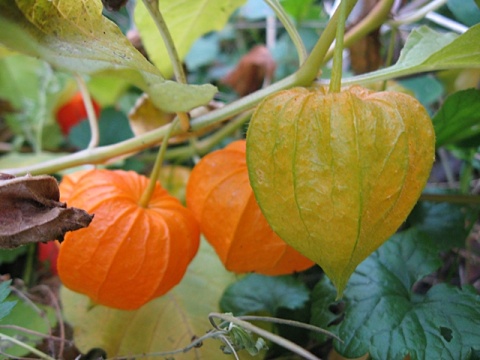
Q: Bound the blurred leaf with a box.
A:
[238,0,274,20]
[0,0,216,113]
[185,34,220,71]
[0,281,17,321]
[398,74,444,109]
[135,0,246,78]
[0,247,27,265]
[408,192,479,251]
[0,54,70,149]
[447,0,480,26]
[159,165,191,204]
[0,294,57,357]
[87,75,131,108]
[344,25,480,85]
[432,89,480,147]
[220,274,310,316]
[69,107,133,149]
[61,240,239,359]
[311,228,480,360]
[280,0,324,22]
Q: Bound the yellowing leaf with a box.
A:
[0,0,217,113]
[61,240,239,359]
[135,0,247,78]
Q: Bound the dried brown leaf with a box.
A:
[0,173,93,249]
[222,45,276,96]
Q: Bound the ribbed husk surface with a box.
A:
[247,86,435,296]
[58,169,200,310]
[186,140,314,275]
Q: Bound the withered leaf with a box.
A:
[0,173,93,249]
[222,45,276,96]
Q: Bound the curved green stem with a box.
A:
[141,0,187,84]
[2,0,386,176]
[324,0,395,63]
[295,0,357,85]
[138,118,180,207]
[329,0,349,93]
[75,73,99,149]
[264,0,307,65]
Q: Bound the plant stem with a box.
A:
[295,0,357,85]
[141,0,187,84]
[141,0,191,131]
[329,0,349,93]
[0,332,56,360]
[264,0,307,65]
[1,0,384,176]
[324,0,395,64]
[138,118,180,208]
[237,315,342,342]
[75,74,99,149]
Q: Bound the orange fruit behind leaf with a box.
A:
[56,92,101,135]
[186,140,314,275]
[57,169,200,310]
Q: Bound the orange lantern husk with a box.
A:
[186,140,314,275]
[57,169,200,310]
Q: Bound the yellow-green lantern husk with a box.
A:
[246,85,435,297]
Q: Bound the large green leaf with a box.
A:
[432,89,480,147]
[0,0,217,113]
[61,240,241,359]
[135,0,246,78]
[310,228,480,360]
[343,25,480,85]
[220,274,310,316]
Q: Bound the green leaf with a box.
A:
[432,89,480,147]
[0,281,16,321]
[68,107,134,149]
[220,274,310,316]
[0,0,217,113]
[447,0,480,26]
[0,247,28,265]
[0,294,57,357]
[134,0,246,78]
[343,25,480,85]
[61,240,239,359]
[311,228,480,360]
[0,54,69,149]
[408,192,479,251]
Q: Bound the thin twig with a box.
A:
[237,315,342,342]
[209,313,322,360]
